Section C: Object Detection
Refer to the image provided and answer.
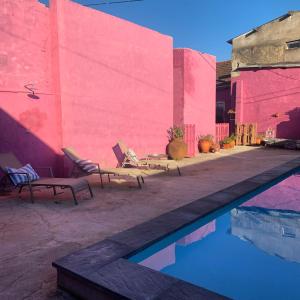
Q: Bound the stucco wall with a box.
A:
[231,11,300,70]
[0,0,63,175]
[233,68,300,139]
[173,49,216,141]
[51,0,173,169]
[0,0,173,176]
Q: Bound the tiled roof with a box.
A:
[216,60,232,80]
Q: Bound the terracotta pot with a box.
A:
[223,143,231,149]
[256,138,261,145]
[229,140,235,148]
[198,140,211,153]
[210,143,220,153]
[167,138,187,160]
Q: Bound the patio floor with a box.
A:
[1,146,300,300]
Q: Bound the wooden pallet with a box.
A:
[236,123,257,145]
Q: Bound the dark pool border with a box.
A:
[53,157,300,300]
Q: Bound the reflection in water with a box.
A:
[231,207,300,263]
[231,173,300,263]
[135,173,300,300]
[177,221,216,246]
[140,221,216,270]
[140,243,176,270]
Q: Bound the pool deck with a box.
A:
[1,147,300,299]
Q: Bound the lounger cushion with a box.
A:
[127,148,139,163]
[75,159,98,173]
[5,164,40,186]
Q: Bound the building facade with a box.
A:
[227,11,300,139]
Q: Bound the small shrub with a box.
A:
[167,126,184,141]
[198,134,214,142]
[222,136,232,144]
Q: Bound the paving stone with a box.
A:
[156,281,230,300]
[1,147,300,299]
[87,259,178,300]
[53,239,134,276]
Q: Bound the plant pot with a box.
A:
[198,140,211,153]
[223,143,231,149]
[167,138,187,160]
[210,143,220,153]
[229,140,235,148]
[256,138,261,145]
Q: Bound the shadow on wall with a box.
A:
[277,107,300,140]
[0,109,64,177]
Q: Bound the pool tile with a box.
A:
[109,209,205,250]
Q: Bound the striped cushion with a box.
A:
[5,164,40,186]
[127,148,139,163]
[75,159,98,173]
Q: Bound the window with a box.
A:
[286,39,300,49]
[216,101,225,123]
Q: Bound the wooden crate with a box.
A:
[236,123,257,145]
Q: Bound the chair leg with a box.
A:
[98,172,104,189]
[141,176,145,184]
[18,185,24,194]
[70,188,78,205]
[137,176,142,189]
[88,183,93,198]
[108,174,111,182]
[177,166,181,176]
[28,184,34,203]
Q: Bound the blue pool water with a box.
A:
[129,172,300,300]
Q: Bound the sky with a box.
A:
[39,0,300,61]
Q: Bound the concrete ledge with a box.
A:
[53,158,300,299]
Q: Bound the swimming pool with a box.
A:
[130,172,300,300]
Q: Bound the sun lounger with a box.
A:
[113,141,181,176]
[0,152,93,205]
[62,148,145,188]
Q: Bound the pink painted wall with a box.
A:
[50,0,173,169]
[1,0,173,175]
[174,49,216,145]
[233,68,300,139]
[0,0,63,175]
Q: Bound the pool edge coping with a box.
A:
[52,157,300,300]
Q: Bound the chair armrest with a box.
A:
[6,172,31,184]
[35,166,54,177]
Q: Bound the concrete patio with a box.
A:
[1,147,300,300]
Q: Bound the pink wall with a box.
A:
[51,0,173,169]
[0,0,173,175]
[233,68,300,139]
[0,0,63,175]
[174,49,216,145]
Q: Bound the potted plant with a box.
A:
[221,136,233,149]
[229,134,236,148]
[198,135,214,153]
[210,142,220,153]
[256,134,264,145]
[166,126,187,160]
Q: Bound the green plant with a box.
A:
[222,136,232,144]
[229,134,236,141]
[167,126,184,141]
[198,134,214,142]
